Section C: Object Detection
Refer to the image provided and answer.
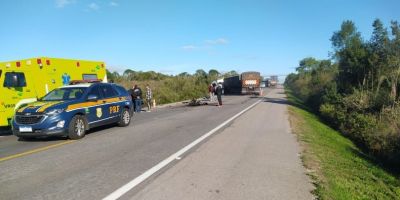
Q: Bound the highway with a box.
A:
[0,87,313,200]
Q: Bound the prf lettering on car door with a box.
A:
[109,105,120,114]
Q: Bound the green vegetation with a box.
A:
[106,69,238,105]
[285,19,400,165]
[287,89,400,200]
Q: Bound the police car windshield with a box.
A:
[42,87,87,101]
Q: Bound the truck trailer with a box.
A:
[0,57,107,129]
[241,71,261,95]
[222,75,241,95]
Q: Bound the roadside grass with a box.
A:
[286,89,400,200]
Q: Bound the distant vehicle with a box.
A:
[260,80,266,88]
[12,81,132,140]
[241,71,261,95]
[222,72,262,95]
[223,75,241,95]
[269,75,278,87]
[0,57,107,130]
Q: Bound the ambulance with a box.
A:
[0,57,107,130]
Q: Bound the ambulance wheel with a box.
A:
[118,108,131,127]
[68,115,86,140]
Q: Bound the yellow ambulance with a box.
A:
[0,57,107,129]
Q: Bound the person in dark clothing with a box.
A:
[216,83,223,106]
[128,86,136,111]
[129,84,142,113]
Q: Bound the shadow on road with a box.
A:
[87,123,117,134]
[0,131,12,137]
[249,96,264,99]
[263,97,288,105]
[263,97,311,112]
[0,128,12,136]
[17,136,69,142]
[16,123,119,142]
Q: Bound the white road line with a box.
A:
[103,99,263,200]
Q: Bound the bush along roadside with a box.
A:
[285,19,400,166]
[106,69,239,105]
[286,89,400,200]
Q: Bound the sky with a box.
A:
[0,0,399,77]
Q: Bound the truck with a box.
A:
[222,75,241,95]
[241,71,261,95]
[269,75,278,87]
[0,57,107,130]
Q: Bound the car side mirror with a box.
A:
[87,94,98,101]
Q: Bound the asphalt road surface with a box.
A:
[0,87,313,200]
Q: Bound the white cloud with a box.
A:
[181,45,197,51]
[110,1,118,6]
[205,38,229,45]
[181,38,229,52]
[88,2,100,10]
[56,0,74,8]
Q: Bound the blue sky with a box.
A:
[1,0,399,76]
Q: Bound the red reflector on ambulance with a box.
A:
[46,60,51,65]
[16,62,21,67]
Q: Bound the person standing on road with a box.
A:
[216,82,223,107]
[128,84,136,111]
[146,84,153,112]
[133,84,142,113]
[208,83,215,102]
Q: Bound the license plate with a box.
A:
[19,126,32,132]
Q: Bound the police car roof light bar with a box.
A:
[69,79,102,85]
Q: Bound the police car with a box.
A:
[12,81,133,140]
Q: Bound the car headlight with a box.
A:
[45,109,65,116]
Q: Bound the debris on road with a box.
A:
[184,97,211,106]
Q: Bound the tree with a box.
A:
[331,20,368,93]
[387,21,400,101]
[178,72,190,77]
[208,69,219,77]
[106,69,114,80]
[194,69,208,86]
[208,69,220,82]
[223,70,239,77]
[370,19,390,98]
[296,57,320,73]
[123,69,136,81]
[112,71,121,79]
[331,20,361,51]
[195,69,207,78]
[286,19,400,165]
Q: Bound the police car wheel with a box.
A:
[68,115,86,140]
[118,108,131,127]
